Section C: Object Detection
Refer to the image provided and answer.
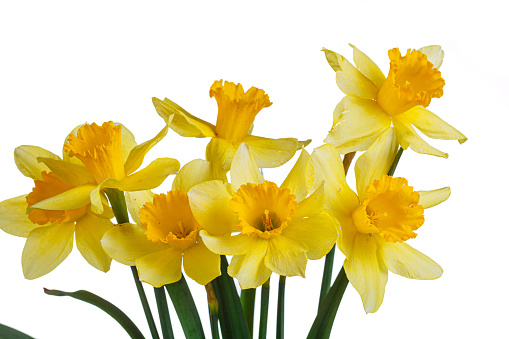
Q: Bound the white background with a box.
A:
[0,1,507,338]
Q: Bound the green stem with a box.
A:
[165,276,206,339]
[241,288,256,338]
[318,246,335,308]
[388,148,403,176]
[209,310,220,339]
[258,278,270,339]
[105,188,160,339]
[205,283,220,339]
[276,276,286,339]
[154,287,174,339]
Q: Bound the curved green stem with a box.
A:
[318,246,335,308]
[388,148,403,176]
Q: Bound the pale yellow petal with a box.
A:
[381,240,442,279]
[188,181,239,235]
[230,143,264,192]
[205,137,237,180]
[121,158,180,191]
[200,230,256,255]
[75,212,113,272]
[401,106,467,144]
[349,44,386,89]
[292,182,324,219]
[228,239,271,289]
[242,135,302,168]
[265,235,307,277]
[0,195,43,237]
[325,96,391,154]
[281,149,310,202]
[37,157,95,186]
[283,214,337,260]
[90,179,124,215]
[27,184,96,213]
[124,123,170,175]
[121,125,138,163]
[354,129,399,201]
[344,233,388,313]
[172,159,212,194]
[101,223,167,266]
[22,222,75,279]
[183,237,221,285]
[307,144,359,215]
[14,145,60,180]
[418,45,444,69]
[418,187,451,209]
[392,116,448,158]
[152,97,216,137]
[125,190,154,225]
[322,48,379,99]
[136,247,183,287]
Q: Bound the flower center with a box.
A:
[211,80,272,143]
[26,171,88,225]
[139,190,201,251]
[230,181,297,239]
[377,48,445,116]
[351,175,424,242]
[64,121,126,183]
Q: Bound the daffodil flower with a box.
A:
[323,45,466,158]
[195,143,337,289]
[0,145,114,279]
[153,80,310,179]
[307,129,449,313]
[26,121,180,216]
[101,159,220,287]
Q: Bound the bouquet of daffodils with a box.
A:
[0,45,466,339]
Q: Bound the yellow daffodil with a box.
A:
[26,121,180,216]
[323,45,466,158]
[101,159,220,286]
[194,143,337,289]
[307,129,449,313]
[0,145,114,279]
[153,80,310,179]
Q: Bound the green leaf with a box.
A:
[164,276,206,339]
[0,323,35,339]
[44,288,145,339]
[240,288,256,338]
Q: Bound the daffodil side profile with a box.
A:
[0,45,465,339]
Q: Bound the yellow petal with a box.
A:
[292,182,324,219]
[325,96,391,154]
[283,214,337,260]
[344,233,388,313]
[0,195,43,237]
[37,157,95,187]
[152,97,216,137]
[228,239,271,289]
[121,125,138,163]
[401,106,467,144]
[418,45,444,69]
[230,143,264,192]
[101,223,166,266]
[205,137,237,180]
[242,135,302,168]
[280,149,310,202]
[22,222,75,279]
[200,230,256,255]
[136,247,183,287]
[183,237,221,285]
[265,235,307,277]
[27,184,96,213]
[322,48,379,99]
[418,187,451,209]
[121,158,180,191]
[392,116,448,158]
[124,123,170,175]
[188,181,238,235]
[125,190,154,225]
[75,212,113,272]
[354,129,399,201]
[90,179,124,215]
[14,145,60,180]
[349,44,386,89]
[307,144,359,215]
[172,159,212,194]
[381,240,442,279]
